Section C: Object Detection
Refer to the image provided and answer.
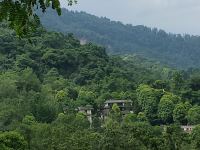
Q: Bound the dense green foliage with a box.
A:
[0,0,76,37]
[39,9,200,69]
[0,24,200,149]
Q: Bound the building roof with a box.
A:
[78,105,93,111]
[104,99,132,104]
[181,125,195,128]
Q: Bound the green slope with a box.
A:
[0,23,199,150]
[38,8,200,69]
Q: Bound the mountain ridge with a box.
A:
[38,8,200,69]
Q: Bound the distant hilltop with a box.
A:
[39,8,200,69]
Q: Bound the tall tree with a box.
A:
[191,125,200,149]
[158,94,180,124]
[136,84,163,120]
[173,102,189,125]
[187,105,200,125]
[0,131,27,150]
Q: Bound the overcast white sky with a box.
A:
[60,0,200,35]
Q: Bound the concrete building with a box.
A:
[102,99,133,118]
[77,105,93,124]
[181,125,195,133]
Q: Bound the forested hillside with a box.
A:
[0,23,200,149]
[38,9,200,69]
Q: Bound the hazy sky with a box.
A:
[60,0,200,35]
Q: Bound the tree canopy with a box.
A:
[39,9,200,69]
[0,24,199,149]
[0,0,77,37]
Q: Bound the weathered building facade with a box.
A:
[101,99,133,119]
